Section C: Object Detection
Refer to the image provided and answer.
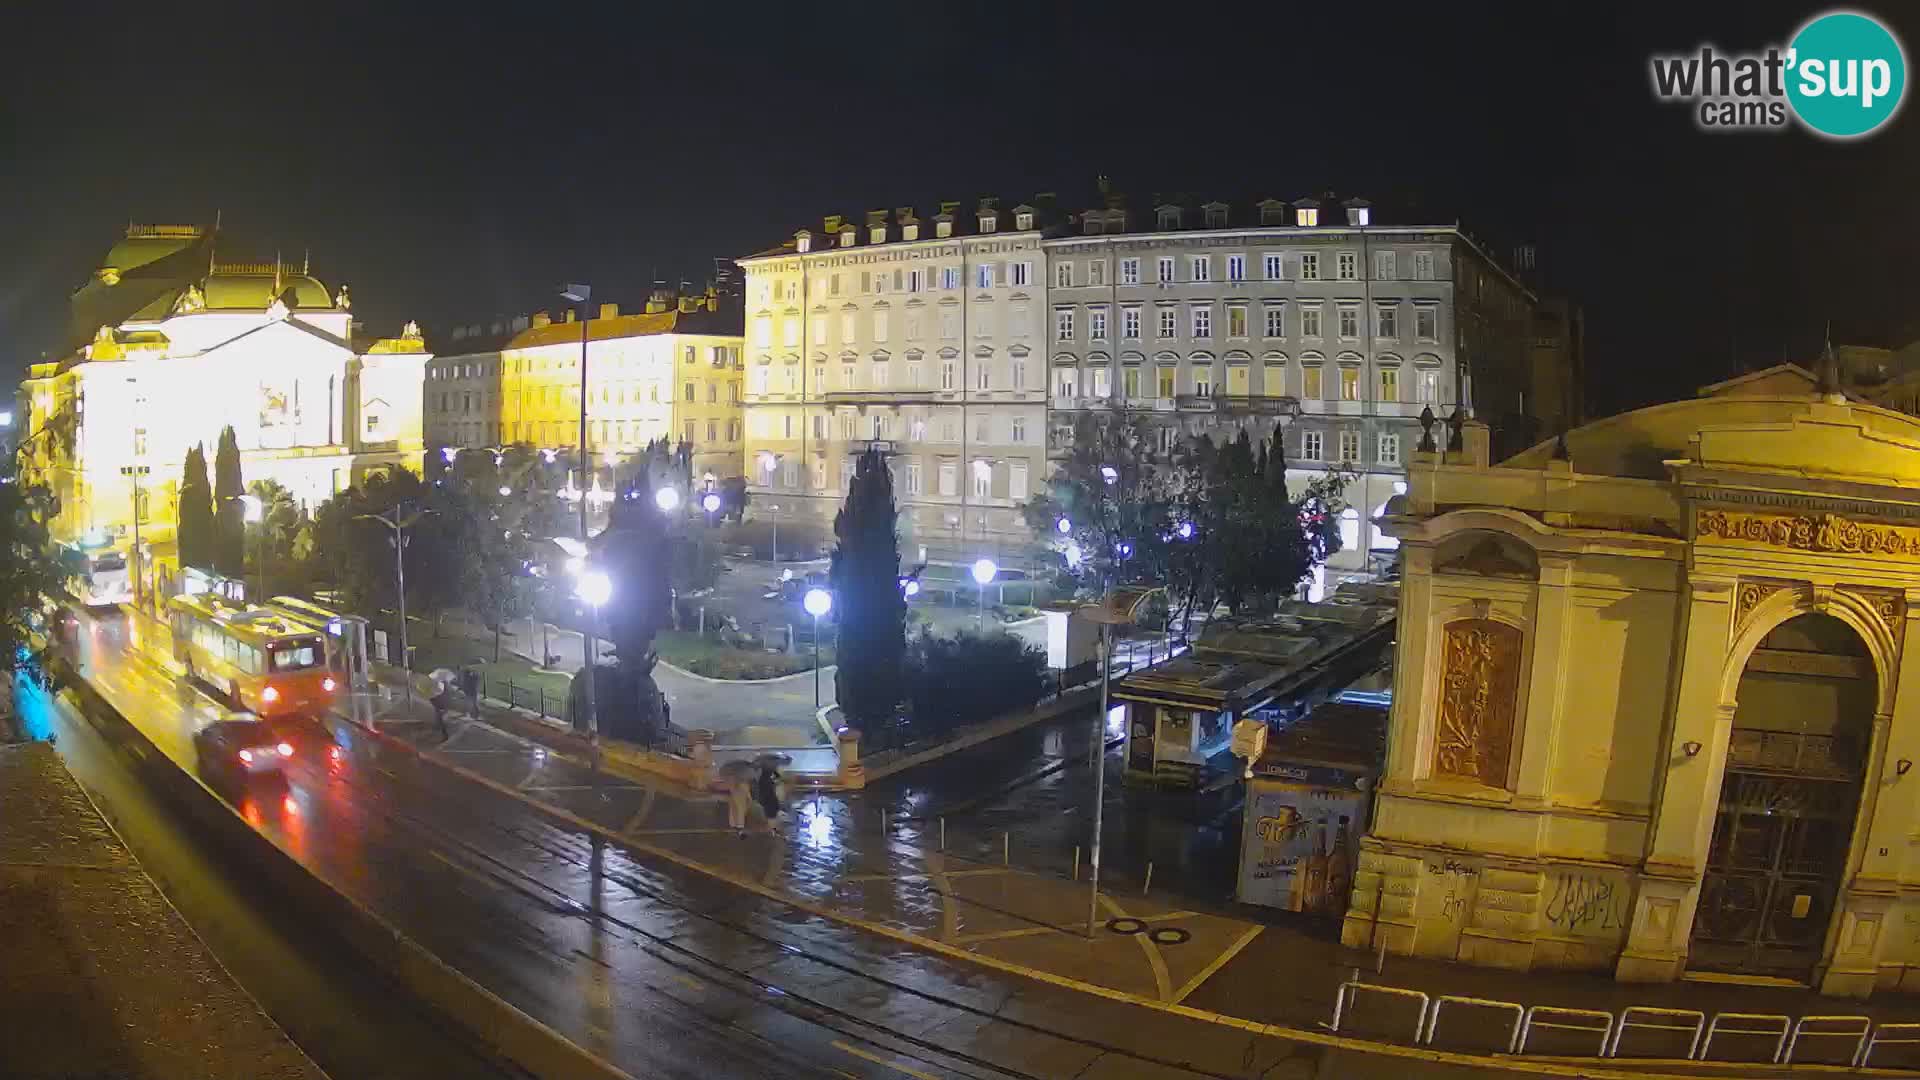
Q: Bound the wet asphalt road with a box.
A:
[50,606,1622,1080]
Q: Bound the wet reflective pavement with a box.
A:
[65,607,1706,1078]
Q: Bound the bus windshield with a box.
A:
[268,640,322,672]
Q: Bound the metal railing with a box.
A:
[1327,981,1902,1067]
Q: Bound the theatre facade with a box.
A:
[1345,362,1920,996]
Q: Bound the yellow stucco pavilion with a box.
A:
[1345,360,1920,997]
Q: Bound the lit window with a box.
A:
[1227,305,1248,338]
[1341,368,1360,401]
[1380,368,1399,402]
[1303,366,1323,400]
[1297,207,1320,227]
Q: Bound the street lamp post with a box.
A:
[355,503,433,712]
[803,587,831,709]
[561,284,598,743]
[970,558,997,633]
[239,494,264,602]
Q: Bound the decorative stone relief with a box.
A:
[1736,580,1790,630]
[1846,586,1904,643]
[1698,509,1920,559]
[1433,619,1523,786]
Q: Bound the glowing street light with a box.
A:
[498,485,513,497]
[540,448,559,464]
[576,568,613,607]
[1056,516,1072,535]
[1100,465,1118,485]
[971,558,998,632]
[238,492,266,603]
[900,576,921,598]
[803,587,832,708]
[654,486,681,512]
[1175,521,1194,540]
[441,446,459,463]
[701,491,722,514]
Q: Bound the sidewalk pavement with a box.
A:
[331,681,1920,1070]
[0,741,324,1080]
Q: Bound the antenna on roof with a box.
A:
[1816,320,1844,401]
[302,248,310,276]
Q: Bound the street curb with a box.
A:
[53,656,636,1080]
[656,656,834,686]
[360,708,1696,1079]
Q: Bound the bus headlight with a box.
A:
[322,677,337,693]
[262,685,280,704]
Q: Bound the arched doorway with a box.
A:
[1690,613,1875,981]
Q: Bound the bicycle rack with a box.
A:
[1857,1022,1920,1068]
[1330,981,1430,1043]
[1607,1006,1706,1060]
[1422,994,1525,1054]
[1518,1005,1613,1058]
[1783,1015,1870,1065]
[1699,1012,1790,1063]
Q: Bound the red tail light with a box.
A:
[238,749,254,763]
[277,742,294,757]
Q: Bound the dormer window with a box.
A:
[871,225,888,244]
[902,223,920,241]
[1084,215,1104,235]
[1015,212,1034,230]
[839,228,856,248]
[979,214,999,234]
[1157,207,1182,230]
[1204,204,1229,228]
[1259,201,1287,226]
[795,230,813,253]
[935,217,953,238]
[1296,207,1319,227]
[1346,200,1372,226]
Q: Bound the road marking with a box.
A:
[631,827,738,836]
[953,925,1058,945]
[1172,924,1263,1005]
[943,867,1013,879]
[1099,894,1170,1002]
[923,852,960,944]
[829,1040,942,1080]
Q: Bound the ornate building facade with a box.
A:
[20,225,428,564]
[427,285,744,485]
[1346,360,1920,997]
[739,190,1578,569]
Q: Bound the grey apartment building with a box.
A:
[741,188,1578,572]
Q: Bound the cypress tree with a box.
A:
[212,426,244,577]
[830,449,905,736]
[177,443,213,570]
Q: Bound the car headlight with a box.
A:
[262,686,280,703]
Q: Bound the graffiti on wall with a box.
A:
[1543,869,1631,937]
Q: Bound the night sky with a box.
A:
[4,1,1916,418]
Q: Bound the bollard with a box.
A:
[880,808,888,833]
[1003,831,1010,866]
[1143,861,1154,896]
[1073,845,1080,881]
[939,817,946,851]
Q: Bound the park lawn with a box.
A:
[406,634,573,719]
[655,630,833,680]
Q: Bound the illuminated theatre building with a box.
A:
[21,225,429,584]
[1345,357,1920,996]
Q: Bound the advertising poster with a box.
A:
[1237,777,1367,914]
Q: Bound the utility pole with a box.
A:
[562,284,598,743]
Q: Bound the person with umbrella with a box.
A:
[427,667,457,739]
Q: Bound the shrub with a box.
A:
[903,629,1048,739]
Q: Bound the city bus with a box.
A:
[60,538,131,608]
[166,594,339,719]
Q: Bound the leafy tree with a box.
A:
[1020,406,1176,593]
[830,448,906,736]
[901,629,1048,742]
[0,449,70,693]
[176,443,213,571]
[309,469,458,643]
[246,479,302,563]
[212,426,244,577]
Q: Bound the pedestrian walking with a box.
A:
[726,776,753,835]
[429,680,451,739]
[461,666,481,715]
[753,763,785,830]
